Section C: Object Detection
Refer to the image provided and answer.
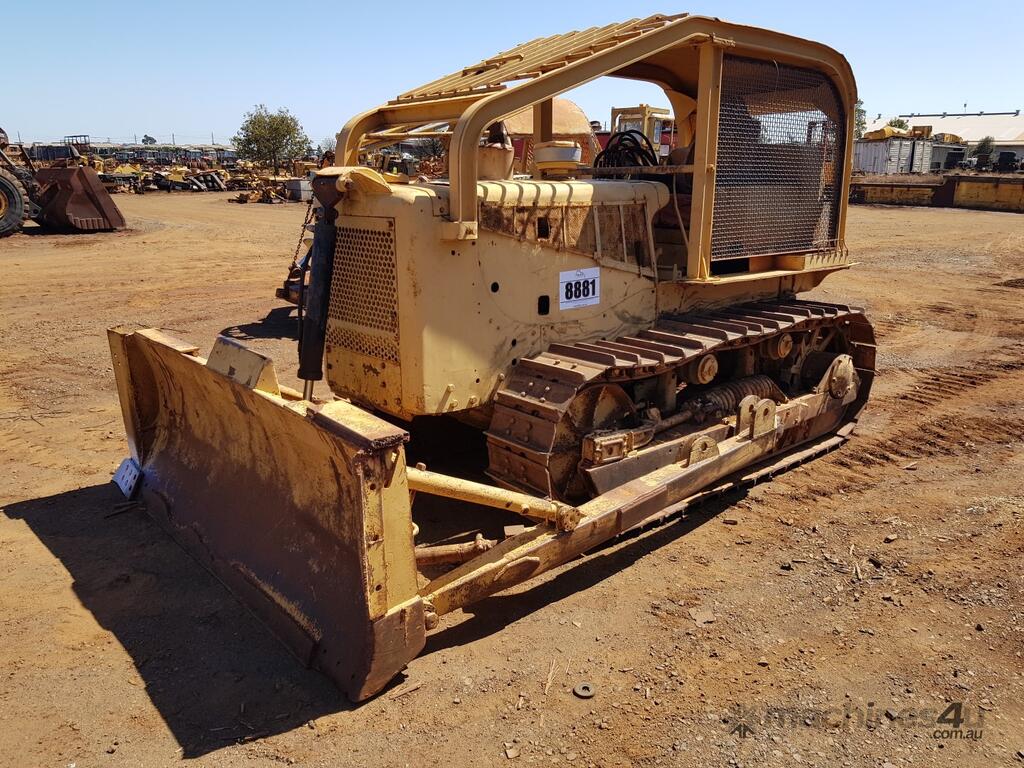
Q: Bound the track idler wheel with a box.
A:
[549,384,636,502]
[802,351,858,399]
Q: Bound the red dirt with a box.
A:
[1,194,1022,766]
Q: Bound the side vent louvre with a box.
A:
[326,217,400,363]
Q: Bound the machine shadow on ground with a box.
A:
[3,484,347,758]
[220,305,297,342]
[10,225,51,237]
[4,476,745,756]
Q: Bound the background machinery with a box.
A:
[109,14,875,701]
[607,103,676,158]
[0,127,125,237]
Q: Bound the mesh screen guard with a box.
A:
[326,218,400,363]
[710,55,846,261]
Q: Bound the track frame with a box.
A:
[486,298,876,500]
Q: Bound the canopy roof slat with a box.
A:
[392,14,686,104]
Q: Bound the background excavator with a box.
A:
[0,127,126,237]
[108,14,875,702]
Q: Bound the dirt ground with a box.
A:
[1,193,1022,767]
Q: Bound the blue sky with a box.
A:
[7,0,1020,145]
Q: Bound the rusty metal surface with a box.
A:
[414,535,496,567]
[428,361,864,617]
[33,166,126,231]
[486,299,875,500]
[107,328,424,701]
[850,175,1024,213]
[477,200,651,265]
[407,466,579,529]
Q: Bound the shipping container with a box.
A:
[854,137,936,174]
[909,140,932,173]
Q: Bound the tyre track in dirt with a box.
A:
[775,341,1024,502]
[3,197,1024,767]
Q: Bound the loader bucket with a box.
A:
[107,327,425,701]
[33,166,126,231]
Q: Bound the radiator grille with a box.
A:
[326,218,399,362]
[711,55,845,261]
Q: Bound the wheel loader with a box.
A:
[107,14,875,701]
[0,128,126,236]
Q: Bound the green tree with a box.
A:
[854,100,867,139]
[971,135,995,158]
[141,134,157,145]
[887,117,909,130]
[232,105,311,173]
[408,137,447,159]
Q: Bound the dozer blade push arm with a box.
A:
[420,359,863,618]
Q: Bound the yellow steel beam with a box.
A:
[406,466,581,530]
[337,16,857,243]
[687,42,723,280]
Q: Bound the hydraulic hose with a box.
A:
[593,129,660,172]
[297,214,338,388]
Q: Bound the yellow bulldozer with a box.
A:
[108,13,875,701]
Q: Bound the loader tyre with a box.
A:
[0,168,28,237]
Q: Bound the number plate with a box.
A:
[112,457,141,499]
[559,267,600,310]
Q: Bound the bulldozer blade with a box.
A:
[107,327,425,701]
[34,166,126,231]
